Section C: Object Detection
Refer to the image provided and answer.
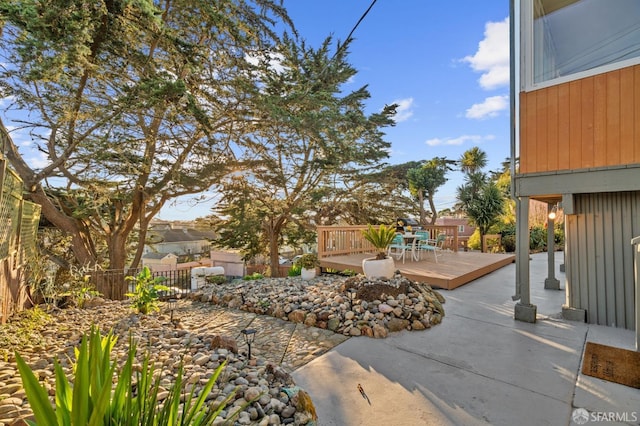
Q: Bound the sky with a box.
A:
[157,0,512,220]
[1,0,511,221]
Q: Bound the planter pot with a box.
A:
[301,267,316,280]
[362,256,395,279]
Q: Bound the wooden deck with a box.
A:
[319,251,515,290]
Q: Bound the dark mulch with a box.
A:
[340,277,409,302]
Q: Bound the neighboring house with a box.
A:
[434,217,475,239]
[141,252,178,272]
[511,0,640,330]
[434,216,476,251]
[144,225,216,259]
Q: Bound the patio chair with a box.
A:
[416,233,446,263]
[388,234,413,263]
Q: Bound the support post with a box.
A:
[509,0,535,323]
[545,203,560,290]
[632,236,640,351]
[514,197,537,323]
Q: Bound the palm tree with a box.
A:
[459,147,488,175]
[466,182,505,252]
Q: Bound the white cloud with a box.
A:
[425,134,495,147]
[26,150,49,169]
[463,17,510,90]
[465,95,508,119]
[245,51,286,74]
[3,125,51,169]
[0,95,15,108]
[391,97,414,123]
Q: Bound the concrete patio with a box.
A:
[292,252,640,426]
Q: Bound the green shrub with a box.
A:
[125,267,170,314]
[294,254,319,269]
[340,269,357,277]
[529,225,547,251]
[243,272,264,281]
[65,265,102,308]
[205,275,227,285]
[288,264,302,276]
[0,307,51,362]
[16,326,238,425]
[498,223,516,253]
[501,234,516,252]
[554,222,565,247]
[467,229,481,251]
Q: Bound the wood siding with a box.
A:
[565,191,640,329]
[520,65,640,174]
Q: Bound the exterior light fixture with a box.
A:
[347,288,357,310]
[548,204,558,220]
[240,328,257,360]
[168,298,178,322]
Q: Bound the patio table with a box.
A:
[401,233,419,261]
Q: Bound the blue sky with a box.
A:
[158,0,511,219]
[274,0,511,215]
[1,1,511,221]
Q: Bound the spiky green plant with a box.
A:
[16,325,240,425]
[362,224,397,260]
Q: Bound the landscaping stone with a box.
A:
[0,272,445,425]
[194,272,445,338]
[0,302,319,425]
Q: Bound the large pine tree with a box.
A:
[0,0,292,269]
[211,36,396,275]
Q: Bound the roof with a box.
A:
[435,217,473,225]
[142,252,177,260]
[147,228,216,244]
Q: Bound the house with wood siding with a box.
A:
[511,0,640,331]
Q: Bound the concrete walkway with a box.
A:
[292,253,640,426]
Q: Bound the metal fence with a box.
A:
[90,268,194,300]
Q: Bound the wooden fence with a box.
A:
[317,225,461,259]
[0,157,41,324]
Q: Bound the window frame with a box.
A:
[521,0,640,91]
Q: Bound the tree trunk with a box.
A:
[130,209,157,270]
[129,226,147,270]
[428,195,438,225]
[109,185,150,271]
[29,188,98,266]
[108,233,128,271]
[418,192,427,225]
[264,217,285,278]
[269,236,281,277]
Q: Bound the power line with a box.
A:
[334,0,379,58]
[344,0,378,44]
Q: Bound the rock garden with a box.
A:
[0,272,445,425]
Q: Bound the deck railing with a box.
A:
[317,225,461,259]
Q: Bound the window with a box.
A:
[458,225,465,233]
[528,0,640,87]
